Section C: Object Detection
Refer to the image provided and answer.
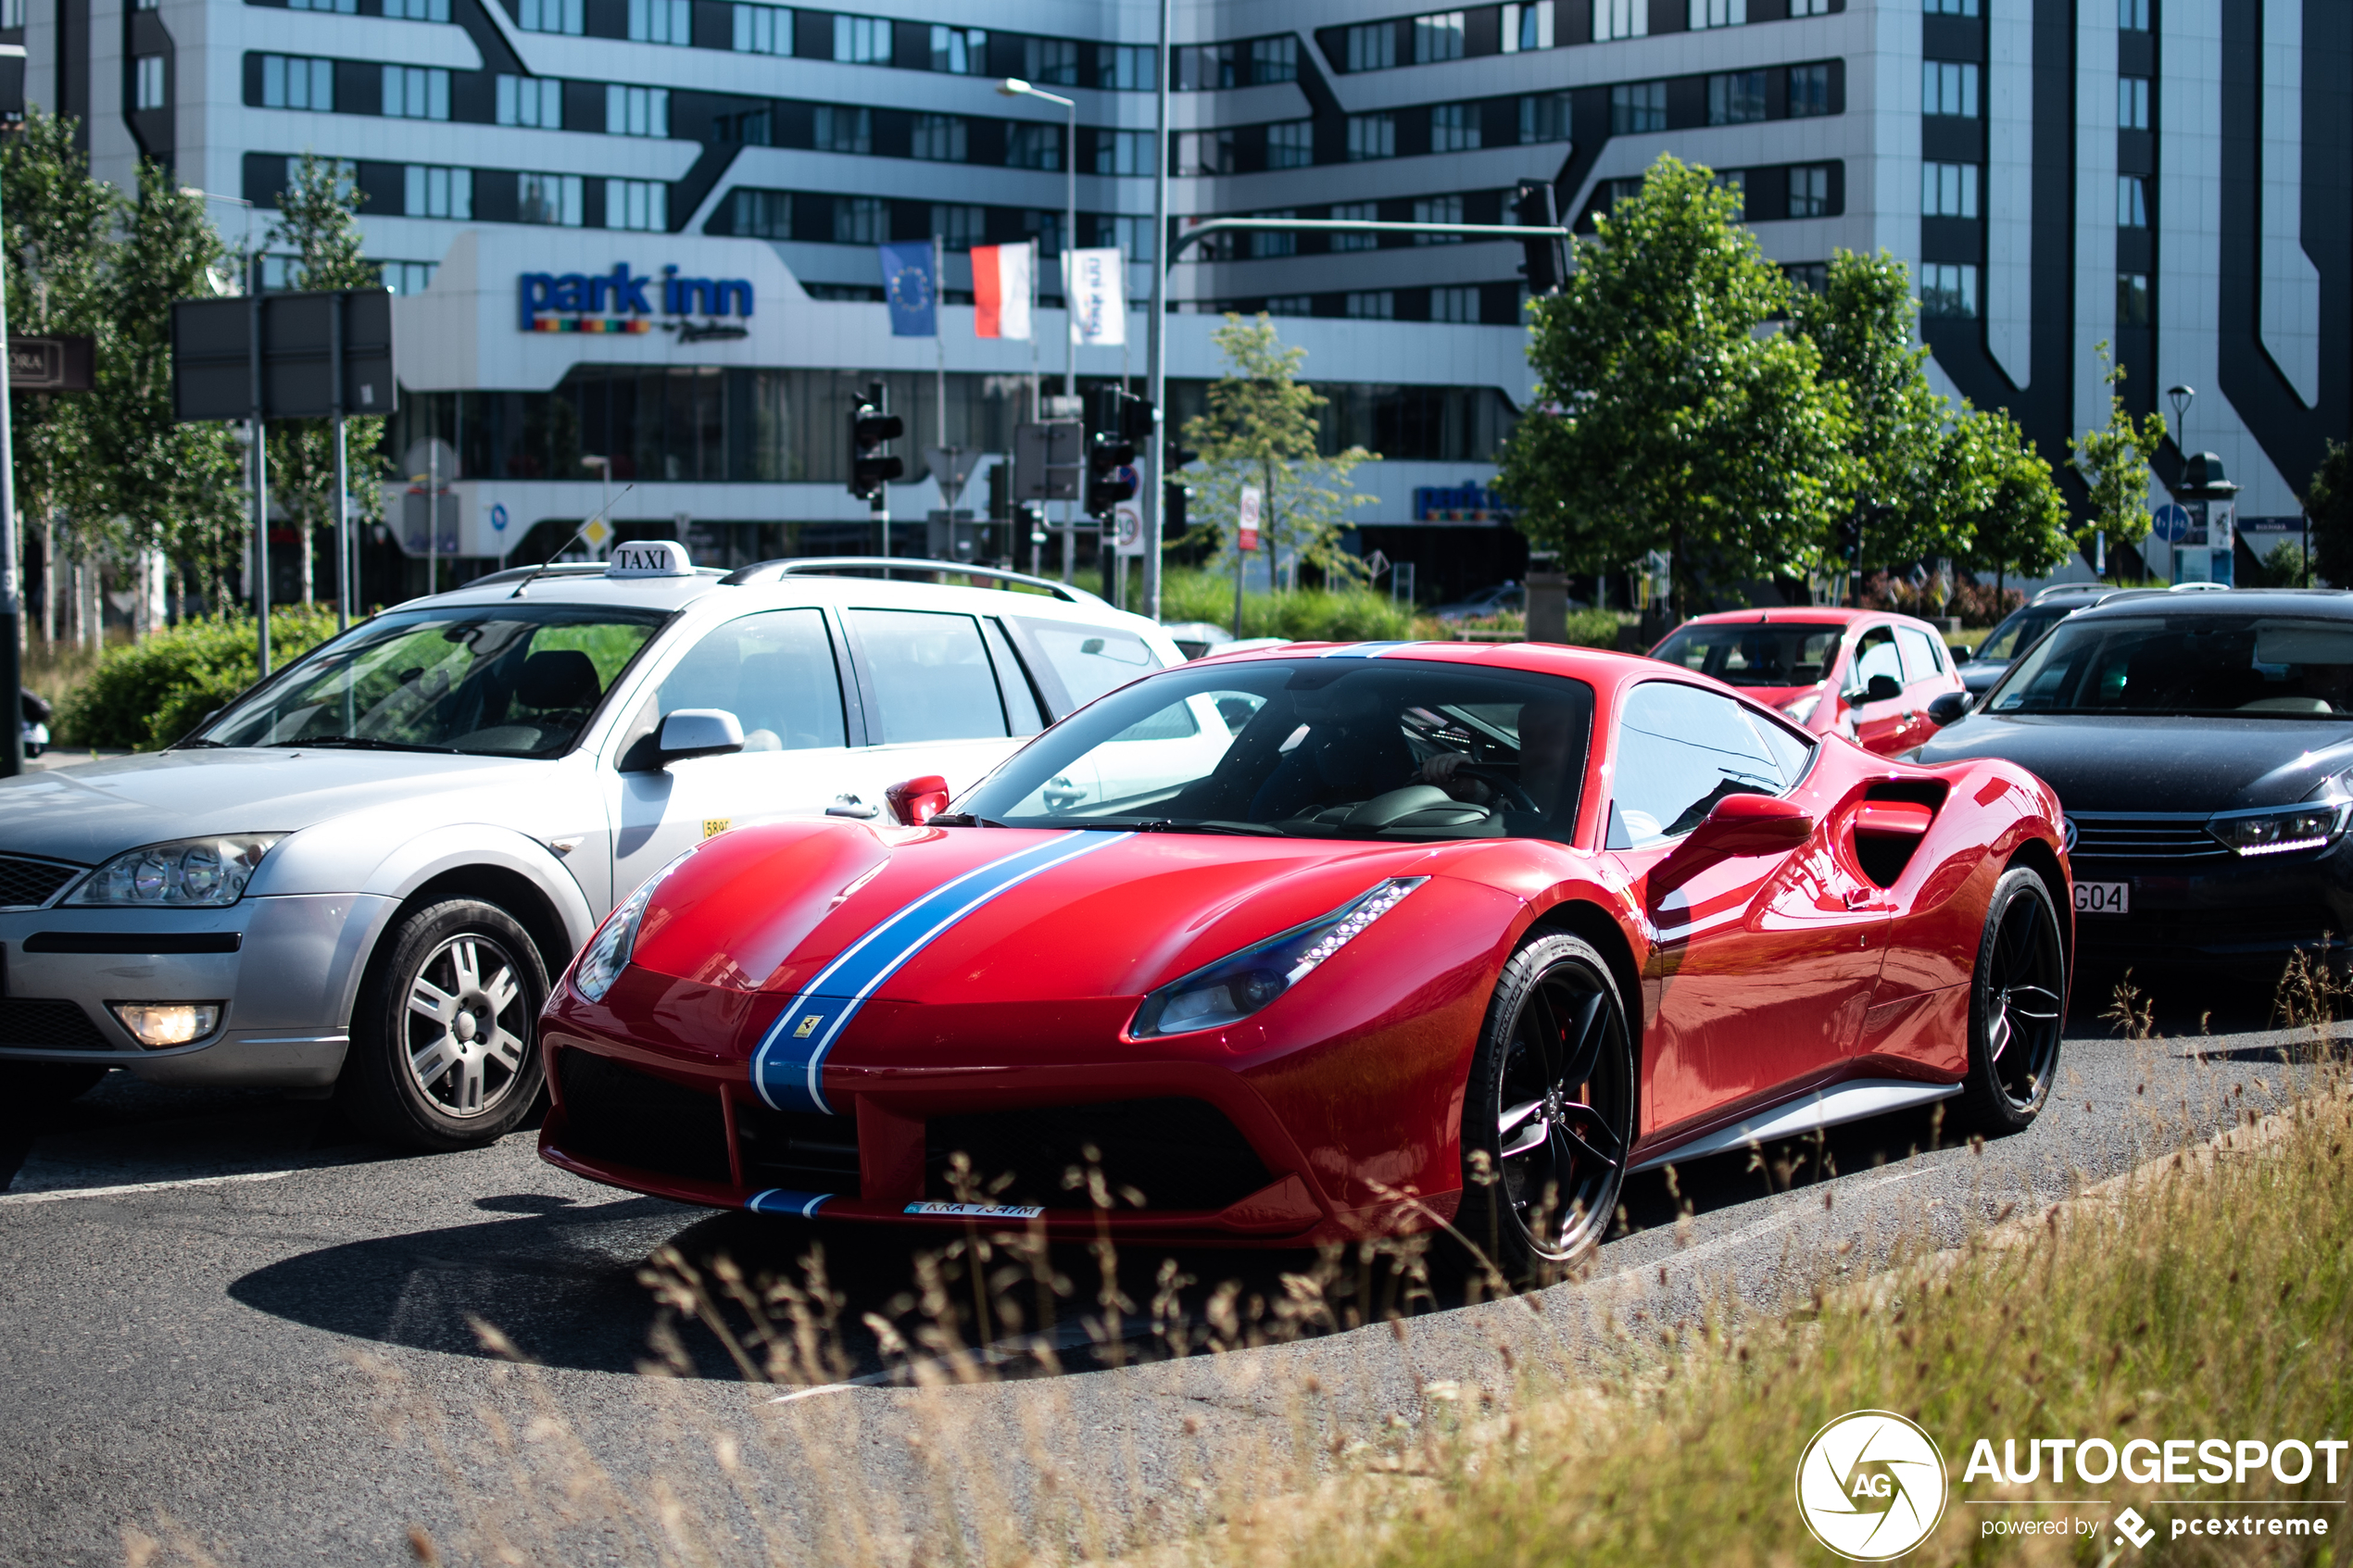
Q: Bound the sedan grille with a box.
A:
[0,856,83,909]
[2067,815,2230,863]
[0,998,115,1051]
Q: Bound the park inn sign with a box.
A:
[518,263,755,333]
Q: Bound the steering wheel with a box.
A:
[1450,764,1540,813]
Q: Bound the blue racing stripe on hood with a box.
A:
[748,1188,833,1217]
[749,831,1133,1114]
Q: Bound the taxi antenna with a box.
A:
[509,484,635,599]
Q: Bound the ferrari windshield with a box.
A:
[956,658,1595,842]
[195,605,668,756]
[1987,614,2353,718]
[1651,622,1843,687]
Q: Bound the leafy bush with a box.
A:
[58,608,341,750]
[1149,570,1420,643]
[1561,607,1627,648]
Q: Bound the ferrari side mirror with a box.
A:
[886,774,952,826]
[1926,690,1973,727]
[1684,793,1815,857]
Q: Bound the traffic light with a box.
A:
[1085,432,1138,520]
[848,386,903,501]
[1162,480,1189,539]
[1515,180,1567,296]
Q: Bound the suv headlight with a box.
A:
[1130,877,1426,1039]
[2206,803,2351,858]
[572,851,694,1003]
[67,834,283,907]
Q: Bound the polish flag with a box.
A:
[972,242,1033,340]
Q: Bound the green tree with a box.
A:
[264,154,387,606]
[2069,341,2167,575]
[1499,156,1848,617]
[1179,313,1376,585]
[2304,441,2352,589]
[1949,407,2070,598]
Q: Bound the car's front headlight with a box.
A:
[1130,877,1427,1038]
[1780,691,1822,724]
[66,834,283,907]
[2206,802,2351,858]
[571,851,694,1003]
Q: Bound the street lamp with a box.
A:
[997,77,1077,408]
[2164,385,2196,585]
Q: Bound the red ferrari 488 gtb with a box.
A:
[539,643,2071,1273]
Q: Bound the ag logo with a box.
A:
[1795,1410,1947,1561]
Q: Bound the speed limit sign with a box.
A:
[1114,500,1145,556]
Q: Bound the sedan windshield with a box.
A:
[1651,622,1843,687]
[1987,614,2353,718]
[957,659,1595,842]
[195,605,668,756]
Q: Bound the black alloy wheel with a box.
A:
[1458,932,1635,1280]
[1955,867,2066,1133]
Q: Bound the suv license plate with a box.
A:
[2075,881,2129,915]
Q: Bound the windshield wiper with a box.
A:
[274,736,461,754]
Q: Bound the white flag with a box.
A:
[1063,247,1126,345]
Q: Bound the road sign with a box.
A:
[1238,484,1263,553]
[171,289,395,422]
[582,516,613,554]
[8,335,94,393]
[489,503,510,536]
[1013,421,1081,501]
[1114,500,1145,556]
[2151,504,2192,544]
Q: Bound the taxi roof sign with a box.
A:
[606,540,695,578]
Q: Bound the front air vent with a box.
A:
[926,1098,1273,1212]
[0,856,83,909]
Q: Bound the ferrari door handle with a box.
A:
[825,794,880,820]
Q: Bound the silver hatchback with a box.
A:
[0,548,1176,1148]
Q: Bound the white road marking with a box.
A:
[0,1168,300,1206]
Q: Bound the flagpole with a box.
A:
[934,232,947,559]
[1141,0,1171,628]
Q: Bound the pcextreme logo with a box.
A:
[1795,1411,1949,1562]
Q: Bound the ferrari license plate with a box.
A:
[2075,881,2130,915]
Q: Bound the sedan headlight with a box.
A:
[67,834,283,907]
[572,851,693,1003]
[1130,877,1426,1039]
[2206,803,2351,858]
[1780,691,1822,724]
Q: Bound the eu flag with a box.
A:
[879,241,937,337]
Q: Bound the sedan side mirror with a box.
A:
[1859,673,1903,704]
[1926,690,1973,727]
[656,708,745,764]
[1683,793,1815,857]
[885,774,952,826]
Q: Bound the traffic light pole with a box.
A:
[0,142,21,779]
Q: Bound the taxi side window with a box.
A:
[848,608,1010,744]
[655,609,848,751]
[1006,617,1160,713]
[1849,627,1904,696]
[1896,626,1947,683]
[981,619,1046,735]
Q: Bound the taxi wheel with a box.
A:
[340,898,548,1152]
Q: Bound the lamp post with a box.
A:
[1141,0,1170,627]
[2165,384,2195,583]
[998,77,1079,582]
[182,189,279,667]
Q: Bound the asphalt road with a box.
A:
[0,974,2333,1568]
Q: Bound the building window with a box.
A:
[517,0,582,31]
[833,15,887,62]
[715,107,770,144]
[133,55,166,110]
[1707,71,1768,126]
[1429,103,1481,153]
[1024,37,1077,85]
[1430,284,1479,322]
[1251,211,1296,258]
[381,65,447,119]
[1090,129,1149,174]
[1919,261,1979,318]
[3,0,31,16]
[1788,63,1831,117]
[1107,212,1154,264]
[928,204,984,249]
[628,0,686,44]
[1007,123,1063,171]
[1784,164,1831,218]
[1413,194,1464,243]
[2119,75,2150,130]
[496,75,561,127]
[1345,22,1396,72]
[1266,295,1313,316]
[1593,0,1646,41]
[1174,130,1232,176]
[1690,0,1745,29]
[606,178,666,231]
[1265,121,1314,169]
[731,4,788,53]
[911,113,966,162]
[260,55,333,111]
[1100,44,1155,90]
[381,0,448,20]
[730,189,791,238]
[1329,201,1378,251]
[1521,92,1571,143]
[1921,160,1978,218]
[1502,2,1554,50]
[1713,169,1747,220]
[2117,271,2151,326]
[1789,0,1830,13]
[377,259,437,294]
[1347,113,1395,161]
[812,105,871,154]
[927,24,983,73]
[1414,11,1466,62]
[834,195,887,245]
[606,84,669,137]
[1610,81,1666,134]
[1925,0,1980,12]
[1250,37,1297,83]
[1346,291,1395,320]
[1176,43,1235,90]
[404,163,472,219]
[2120,0,2149,30]
[1022,210,1063,258]
[1785,260,1828,293]
[1923,60,1980,118]
[1603,176,1643,209]
[518,172,583,227]
[2117,174,2149,227]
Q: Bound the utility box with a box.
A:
[1525,572,1569,643]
